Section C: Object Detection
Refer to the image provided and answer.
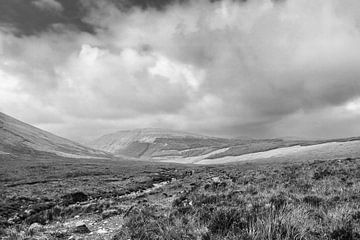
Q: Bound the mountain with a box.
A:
[88,128,206,151]
[87,128,232,159]
[88,128,360,164]
[0,112,109,158]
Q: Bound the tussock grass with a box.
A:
[114,158,360,240]
[2,156,360,239]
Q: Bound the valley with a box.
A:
[1,153,360,240]
[1,112,360,239]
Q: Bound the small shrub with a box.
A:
[313,168,332,180]
[249,208,308,240]
[173,205,194,216]
[330,223,359,240]
[25,212,47,225]
[208,208,248,236]
[195,206,214,224]
[269,193,288,210]
[115,206,202,240]
[303,195,323,207]
[193,194,222,207]
[351,211,360,222]
[117,207,167,239]
[172,194,188,208]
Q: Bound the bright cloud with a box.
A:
[32,0,64,12]
[1,0,360,141]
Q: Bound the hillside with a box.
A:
[88,128,360,164]
[0,112,109,159]
[87,128,225,159]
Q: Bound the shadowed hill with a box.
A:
[0,112,110,158]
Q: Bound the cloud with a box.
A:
[1,0,360,141]
[32,0,64,12]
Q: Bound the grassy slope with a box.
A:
[198,140,360,164]
[97,134,360,162]
[206,137,360,159]
[0,112,109,158]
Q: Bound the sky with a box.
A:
[1,0,360,142]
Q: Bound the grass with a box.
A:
[1,153,360,239]
[114,157,360,240]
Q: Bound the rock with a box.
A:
[62,192,88,206]
[25,209,35,216]
[29,223,44,233]
[7,218,15,224]
[68,236,84,240]
[32,236,49,240]
[49,230,69,239]
[73,221,91,234]
[212,177,220,183]
[26,212,47,225]
[97,228,107,234]
[102,209,118,219]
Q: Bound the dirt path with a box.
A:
[34,180,175,240]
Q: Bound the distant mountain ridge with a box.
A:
[88,128,294,160]
[2,111,358,164]
[88,127,360,163]
[88,128,208,152]
[87,128,216,158]
[0,112,109,158]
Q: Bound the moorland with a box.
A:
[1,153,360,240]
[1,112,360,239]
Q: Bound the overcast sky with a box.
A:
[1,0,360,142]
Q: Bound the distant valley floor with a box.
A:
[156,140,360,164]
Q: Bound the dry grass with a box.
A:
[114,157,360,240]
[1,155,360,239]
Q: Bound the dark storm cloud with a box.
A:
[110,0,189,10]
[0,0,93,35]
[1,0,360,141]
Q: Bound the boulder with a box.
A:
[212,177,220,183]
[62,192,88,206]
[97,228,107,234]
[73,221,91,234]
[28,223,44,233]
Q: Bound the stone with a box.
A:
[33,236,49,240]
[97,229,107,234]
[62,192,88,205]
[101,209,118,219]
[212,177,220,183]
[25,209,35,216]
[49,230,69,239]
[26,212,47,225]
[29,223,44,233]
[73,222,91,234]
